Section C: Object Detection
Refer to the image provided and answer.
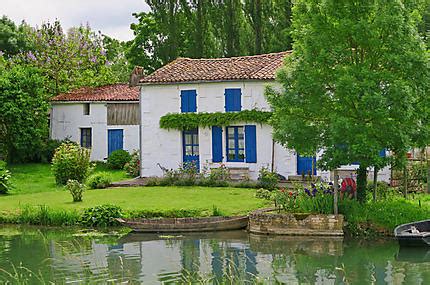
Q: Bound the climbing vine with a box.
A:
[159,110,272,130]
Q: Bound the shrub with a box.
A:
[80,204,123,227]
[66,179,85,202]
[52,142,92,185]
[107,150,131,169]
[39,139,64,163]
[255,188,273,200]
[257,167,279,190]
[124,150,140,177]
[208,164,231,182]
[86,172,112,189]
[0,161,12,194]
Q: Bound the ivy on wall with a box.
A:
[159,109,272,130]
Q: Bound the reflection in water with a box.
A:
[0,226,430,284]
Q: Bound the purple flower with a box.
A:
[312,188,318,196]
[90,55,97,63]
[27,51,36,61]
[100,49,106,56]
[105,60,111,66]
[328,182,333,186]
[304,188,311,196]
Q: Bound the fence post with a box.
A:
[333,169,339,215]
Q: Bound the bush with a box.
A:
[80,204,123,227]
[255,188,273,200]
[124,150,140,177]
[52,142,92,185]
[66,179,85,202]
[107,150,131,169]
[0,161,12,194]
[86,172,112,189]
[39,139,64,163]
[257,167,279,190]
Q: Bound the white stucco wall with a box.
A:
[140,81,391,182]
[51,102,139,161]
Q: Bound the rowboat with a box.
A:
[116,216,249,233]
[394,219,430,247]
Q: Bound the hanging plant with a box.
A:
[159,109,272,130]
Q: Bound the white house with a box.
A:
[137,52,390,182]
[50,84,140,161]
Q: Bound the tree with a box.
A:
[21,21,118,96]
[266,0,430,202]
[0,62,49,162]
[0,16,31,57]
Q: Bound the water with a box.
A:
[0,226,429,284]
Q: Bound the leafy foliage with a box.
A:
[80,204,123,227]
[257,167,279,190]
[66,179,85,202]
[51,142,92,185]
[0,161,12,194]
[0,63,49,162]
[86,172,112,189]
[266,0,430,200]
[124,150,140,177]
[160,110,272,130]
[107,149,132,170]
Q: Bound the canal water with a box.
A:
[0,226,429,284]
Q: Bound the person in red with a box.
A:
[340,177,356,199]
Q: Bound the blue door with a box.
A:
[297,154,316,175]
[108,129,123,156]
[183,129,199,170]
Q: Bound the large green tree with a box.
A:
[266,0,430,201]
[0,60,49,162]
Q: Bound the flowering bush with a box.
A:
[66,179,85,202]
[274,182,334,214]
[0,161,12,194]
[124,150,140,177]
[256,188,273,200]
[257,167,279,190]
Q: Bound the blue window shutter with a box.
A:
[245,125,257,163]
[379,149,386,157]
[189,90,197,112]
[212,126,223,162]
[180,90,188,112]
[225,88,241,112]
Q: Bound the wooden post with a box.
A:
[373,166,378,202]
[333,169,339,215]
[403,166,408,199]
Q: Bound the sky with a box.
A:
[1,0,150,41]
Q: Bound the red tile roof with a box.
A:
[51,84,139,102]
[140,51,290,84]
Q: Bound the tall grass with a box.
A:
[0,205,80,226]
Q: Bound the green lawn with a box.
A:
[2,163,267,217]
[9,163,129,195]
[0,186,268,216]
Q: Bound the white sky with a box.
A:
[1,0,150,41]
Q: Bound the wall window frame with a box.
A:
[80,128,92,148]
[226,126,245,162]
[83,103,90,115]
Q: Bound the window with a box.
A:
[181,90,197,113]
[83,103,90,115]
[80,128,92,148]
[226,126,245,162]
[225,88,241,112]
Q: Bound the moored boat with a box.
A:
[394,219,430,247]
[116,216,249,233]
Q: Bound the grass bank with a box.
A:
[0,186,269,226]
[8,163,128,195]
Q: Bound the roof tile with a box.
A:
[51,84,139,102]
[140,51,290,84]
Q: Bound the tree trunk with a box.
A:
[356,165,368,203]
[254,0,262,54]
[333,170,339,215]
[373,166,378,201]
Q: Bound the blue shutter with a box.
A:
[181,90,197,112]
[225,88,241,112]
[379,149,386,157]
[212,126,223,162]
[245,125,257,163]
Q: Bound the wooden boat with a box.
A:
[394,219,430,247]
[116,216,249,233]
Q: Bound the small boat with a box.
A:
[394,219,430,247]
[116,216,249,233]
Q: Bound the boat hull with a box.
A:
[394,219,430,247]
[116,216,249,233]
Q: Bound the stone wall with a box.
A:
[249,209,344,236]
